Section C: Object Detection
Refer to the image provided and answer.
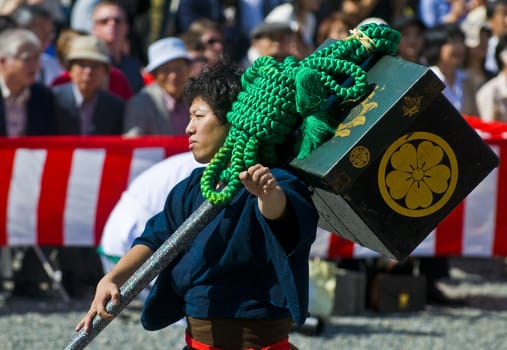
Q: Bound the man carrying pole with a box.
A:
[67,23,402,349]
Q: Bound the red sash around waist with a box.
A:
[185,331,291,350]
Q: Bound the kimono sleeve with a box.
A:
[256,169,319,325]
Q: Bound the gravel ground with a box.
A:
[2,257,507,350]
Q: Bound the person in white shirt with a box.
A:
[99,151,200,275]
[485,0,507,74]
[476,34,507,122]
[422,23,478,115]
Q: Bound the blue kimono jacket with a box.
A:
[133,167,318,331]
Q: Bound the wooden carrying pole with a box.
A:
[63,201,224,350]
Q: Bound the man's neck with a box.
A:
[107,43,124,64]
[72,83,97,104]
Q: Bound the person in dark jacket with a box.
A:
[0,28,57,298]
[52,34,124,135]
[0,28,56,136]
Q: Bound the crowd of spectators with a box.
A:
[0,1,502,126]
[0,0,504,304]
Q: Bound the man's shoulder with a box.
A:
[51,82,73,94]
[132,83,162,99]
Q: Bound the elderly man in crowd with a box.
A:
[52,34,124,135]
[0,27,56,136]
[0,28,57,298]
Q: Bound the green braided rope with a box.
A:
[201,23,401,205]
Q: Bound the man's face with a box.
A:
[152,58,191,99]
[186,96,229,164]
[68,59,108,99]
[439,36,466,68]
[92,4,128,45]
[398,25,425,62]
[490,3,507,37]
[0,42,40,89]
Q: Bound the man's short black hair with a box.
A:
[184,61,244,124]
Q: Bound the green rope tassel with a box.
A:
[200,23,401,205]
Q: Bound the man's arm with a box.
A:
[75,244,153,333]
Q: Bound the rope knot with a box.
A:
[295,67,334,159]
[346,28,376,53]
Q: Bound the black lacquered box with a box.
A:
[290,55,499,260]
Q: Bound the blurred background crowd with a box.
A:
[0,0,505,314]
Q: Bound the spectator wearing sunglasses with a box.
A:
[91,1,144,93]
[184,18,225,69]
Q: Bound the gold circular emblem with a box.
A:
[349,146,370,168]
[378,132,458,218]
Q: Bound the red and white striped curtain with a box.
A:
[0,136,187,247]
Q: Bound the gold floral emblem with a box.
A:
[378,132,458,217]
[349,145,370,168]
[401,95,423,117]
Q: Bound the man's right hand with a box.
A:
[75,277,121,333]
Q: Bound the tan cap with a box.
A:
[66,35,111,66]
